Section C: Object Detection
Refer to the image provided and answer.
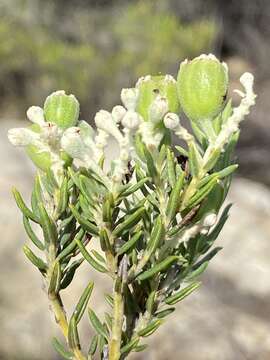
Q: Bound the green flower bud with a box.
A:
[177,54,228,122]
[136,75,180,121]
[44,90,80,129]
[26,124,71,171]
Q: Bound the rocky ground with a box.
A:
[1,119,270,360]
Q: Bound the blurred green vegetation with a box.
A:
[0,0,217,119]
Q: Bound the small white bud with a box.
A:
[94,110,113,130]
[121,111,142,130]
[164,112,180,129]
[112,105,127,123]
[240,72,254,93]
[26,106,45,125]
[8,128,38,146]
[121,88,139,110]
[61,127,86,160]
[203,213,217,227]
[149,95,168,123]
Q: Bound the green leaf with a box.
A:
[104,312,112,330]
[56,177,69,216]
[75,237,107,273]
[70,205,98,236]
[23,215,44,250]
[31,187,40,217]
[88,334,98,356]
[146,291,156,315]
[207,204,231,243]
[117,231,142,256]
[60,258,84,289]
[186,262,209,281]
[146,216,165,256]
[135,163,155,190]
[12,188,39,223]
[175,145,188,157]
[99,228,112,252]
[57,228,85,261]
[165,281,201,305]
[157,143,167,167]
[166,148,176,188]
[104,293,114,308]
[78,176,96,204]
[68,316,80,350]
[137,319,162,337]
[73,281,94,324]
[102,198,112,223]
[222,131,239,169]
[112,207,145,237]
[52,337,73,360]
[134,344,148,352]
[33,175,43,206]
[121,177,151,197]
[137,256,179,281]
[190,120,206,145]
[188,142,203,178]
[91,250,106,263]
[166,172,185,222]
[222,99,233,124]
[121,338,140,354]
[143,145,158,181]
[186,177,218,208]
[38,202,58,247]
[203,148,221,172]
[88,309,108,340]
[23,245,47,271]
[155,307,175,318]
[217,164,238,179]
[134,134,146,161]
[48,261,61,295]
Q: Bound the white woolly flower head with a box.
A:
[26,106,45,125]
[95,110,113,130]
[121,88,139,111]
[8,128,39,147]
[164,112,180,130]
[149,95,168,123]
[203,213,217,227]
[61,127,87,160]
[112,105,127,123]
[39,122,62,148]
[121,111,142,130]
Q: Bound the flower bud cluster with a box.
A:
[8,54,256,186]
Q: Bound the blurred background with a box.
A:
[1,0,270,359]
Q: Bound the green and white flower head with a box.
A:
[8,90,80,181]
[177,53,228,122]
[44,90,80,129]
[136,74,180,122]
[7,56,258,360]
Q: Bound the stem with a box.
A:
[109,289,124,360]
[50,295,69,338]
[50,294,86,360]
